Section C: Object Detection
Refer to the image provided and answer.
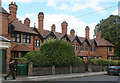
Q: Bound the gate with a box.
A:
[15,59,28,76]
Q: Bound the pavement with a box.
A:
[1,71,107,82]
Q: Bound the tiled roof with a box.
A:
[78,37,86,43]
[0,7,10,15]
[11,19,38,34]
[11,44,32,51]
[96,38,115,47]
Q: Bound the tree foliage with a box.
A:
[95,15,120,57]
[40,39,83,67]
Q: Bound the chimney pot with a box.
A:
[24,17,30,27]
[61,21,68,34]
[70,29,75,36]
[38,12,44,36]
[51,24,56,32]
[85,26,90,41]
[96,31,102,40]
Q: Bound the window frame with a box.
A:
[35,39,40,47]
[76,44,79,50]
[109,47,112,52]
[81,45,84,51]
[85,46,88,51]
[12,33,21,43]
[23,34,31,44]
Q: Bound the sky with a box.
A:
[2,0,119,39]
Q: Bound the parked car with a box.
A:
[107,66,120,76]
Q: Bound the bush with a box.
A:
[25,51,50,67]
[91,58,120,66]
[40,39,83,67]
[91,58,109,66]
[72,56,84,67]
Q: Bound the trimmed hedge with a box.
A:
[91,58,120,66]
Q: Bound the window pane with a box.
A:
[12,38,15,42]
[23,35,26,38]
[14,52,19,58]
[85,46,88,51]
[76,45,79,50]
[27,39,30,43]
[81,46,84,51]
[109,47,112,52]
[23,39,26,43]
[17,38,20,42]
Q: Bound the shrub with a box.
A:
[72,56,84,67]
[25,51,50,67]
[40,39,83,67]
[91,58,109,66]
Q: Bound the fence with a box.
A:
[28,62,107,76]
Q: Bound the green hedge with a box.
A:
[91,58,120,66]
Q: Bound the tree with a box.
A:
[94,15,120,57]
[40,39,83,67]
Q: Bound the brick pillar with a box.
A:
[28,62,33,76]
[21,34,23,43]
[19,52,21,58]
[6,48,11,71]
[70,65,72,73]
[52,65,55,75]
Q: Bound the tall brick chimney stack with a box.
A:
[9,2,18,22]
[24,18,30,27]
[96,31,102,41]
[51,24,56,32]
[0,0,1,7]
[61,21,68,34]
[38,12,44,36]
[85,26,90,41]
[70,29,75,36]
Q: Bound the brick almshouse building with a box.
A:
[0,2,115,72]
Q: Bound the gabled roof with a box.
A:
[61,34,71,42]
[0,7,10,15]
[33,28,44,42]
[96,38,115,47]
[44,31,57,39]
[10,19,38,35]
[90,39,97,46]
[72,36,82,45]
[0,36,10,42]
[82,38,91,46]
[11,44,32,52]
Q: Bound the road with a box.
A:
[56,74,120,83]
